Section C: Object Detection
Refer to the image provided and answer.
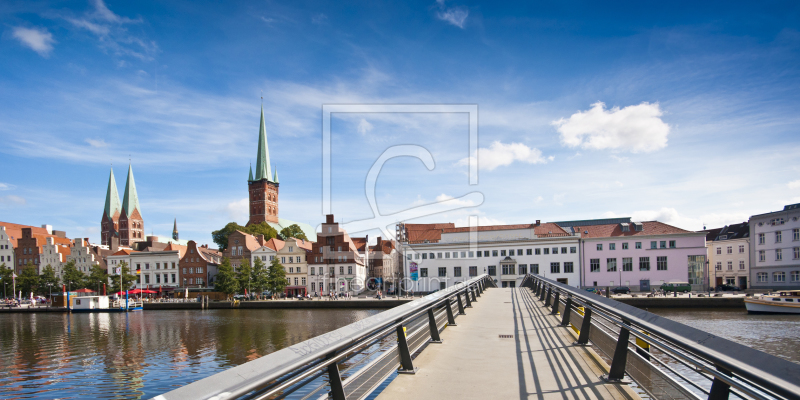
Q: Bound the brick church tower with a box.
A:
[101,167,121,246]
[118,164,145,246]
[247,105,280,226]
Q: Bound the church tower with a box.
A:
[173,218,179,241]
[101,167,122,246]
[119,164,145,246]
[247,105,280,225]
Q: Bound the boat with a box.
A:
[744,290,800,314]
[70,295,143,313]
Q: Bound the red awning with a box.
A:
[75,288,96,293]
[114,289,159,295]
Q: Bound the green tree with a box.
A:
[109,261,138,294]
[279,224,308,241]
[86,264,108,293]
[247,222,278,240]
[251,257,268,294]
[236,258,252,296]
[212,222,246,252]
[17,263,40,297]
[266,258,287,299]
[0,263,12,296]
[214,257,240,298]
[38,265,61,296]
[61,260,86,291]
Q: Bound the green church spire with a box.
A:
[248,163,254,182]
[253,105,273,182]
[273,166,279,183]
[104,167,121,218]
[121,164,141,217]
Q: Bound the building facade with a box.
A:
[40,237,69,275]
[223,231,264,271]
[277,237,312,296]
[368,236,400,292]
[705,223,750,289]
[308,215,368,295]
[108,248,183,289]
[575,221,707,291]
[399,222,581,293]
[179,241,221,288]
[0,226,15,268]
[749,203,800,290]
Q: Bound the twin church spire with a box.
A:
[102,164,144,246]
[104,164,140,218]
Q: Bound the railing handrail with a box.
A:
[527,274,800,400]
[153,274,491,400]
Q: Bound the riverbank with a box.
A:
[0,299,413,313]
[615,296,744,308]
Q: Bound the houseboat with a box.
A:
[744,290,800,314]
[70,295,143,313]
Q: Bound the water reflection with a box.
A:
[0,309,382,399]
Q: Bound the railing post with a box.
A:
[464,288,473,308]
[445,298,457,326]
[471,286,477,302]
[603,319,631,383]
[545,286,552,307]
[708,366,732,400]
[476,282,482,297]
[457,292,466,314]
[574,307,592,346]
[551,291,560,314]
[396,324,418,374]
[539,284,547,301]
[326,352,347,400]
[428,308,443,343]
[560,296,572,326]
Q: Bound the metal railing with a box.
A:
[153,274,496,400]
[521,275,800,400]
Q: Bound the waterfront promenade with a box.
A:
[377,287,639,400]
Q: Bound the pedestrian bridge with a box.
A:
[154,275,800,400]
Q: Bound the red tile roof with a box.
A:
[371,240,396,254]
[573,221,690,238]
[264,238,285,251]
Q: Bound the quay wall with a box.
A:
[615,296,744,308]
[144,299,412,310]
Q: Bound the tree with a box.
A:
[0,263,12,294]
[17,262,40,297]
[87,264,109,293]
[61,260,86,291]
[214,257,239,298]
[38,265,61,296]
[266,258,287,299]
[247,222,278,241]
[212,222,246,252]
[236,258,252,296]
[109,261,138,294]
[251,257,268,295]
[279,224,308,241]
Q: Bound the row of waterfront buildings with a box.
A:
[2,105,799,294]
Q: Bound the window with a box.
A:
[757,272,767,282]
[543,248,550,255]
[531,264,539,274]
[669,240,676,249]
[145,275,150,284]
[156,274,161,283]
[639,257,650,271]
[739,260,745,270]
[570,247,576,253]
[590,259,600,272]
[609,243,616,251]
[792,271,800,282]
[500,250,506,257]
[774,272,786,282]
[339,266,344,274]
[622,258,632,271]
[552,247,558,254]
[795,247,800,260]
[517,249,523,256]
[715,262,722,271]
[519,264,527,274]
[502,265,514,275]
[535,248,541,255]
[466,251,472,257]
[564,262,573,273]
[281,257,286,263]
[527,249,533,255]
[446,252,452,259]
[454,267,462,277]
[794,228,800,241]
[657,256,668,270]
[171,274,176,283]
[338,246,341,252]
[725,246,731,254]
[311,267,315,275]
[622,243,628,250]
[289,267,294,273]
[420,268,428,277]
[739,245,745,253]
[561,247,567,254]
[311,283,316,291]
[776,249,783,261]
[660,241,667,249]
[758,233,765,245]
[650,241,657,249]
[727,261,732,271]
[776,231,783,243]
[145,263,150,270]
[759,250,765,262]
[477,251,482,258]
[607,258,617,272]
[550,262,560,274]
[469,266,477,276]
[348,266,353,274]
[437,252,442,259]
[296,256,301,263]
[492,250,498,257]
[156,263,161,270]
[597,244,603,251]
[488,266,496,276]
[635,242,642,249]
[438,267,447,277]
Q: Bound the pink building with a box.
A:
[574,221,707,291]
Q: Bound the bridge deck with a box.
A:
[377,287,640,400]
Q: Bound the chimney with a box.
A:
[377,236,382,247]
[535,220,541,226]
[257,234,265,245]
[326,214,334,224]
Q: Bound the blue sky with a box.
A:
[2,0,800,246]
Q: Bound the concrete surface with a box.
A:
[377,287,640,400]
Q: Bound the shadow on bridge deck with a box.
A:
[377,287,640,400]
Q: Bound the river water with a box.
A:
[0,309,381,399]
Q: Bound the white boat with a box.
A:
[744,290,800,314]
[70,295,143,313]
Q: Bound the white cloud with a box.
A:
[454,215,505,227]
[535,196,543,203]
[456,141,549,171]
[553,101,670,153]
[435,0,469,28]
[0,195,26,206]
[788,180,800,189]
[0,183,16,190]
[553,193,566,206]
[85,138,108,148]
[12,27,56,57]
[312,13,328,24]
[225,198,249,222]
[435,193,476,207]
[602,208,749,231]
[611,155,630,163]
[65,0,156,61]
[357,118,373,135]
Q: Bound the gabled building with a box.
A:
[368,236,400,292]
[40,237,70,274]
[180,241,222,288]
[277,237,312,296]
[703,222,750,289]
[8,225,71,274]
[223,230,265,271]
[0,226,15,268]
[308,214,368,295]
[251,237,284,269]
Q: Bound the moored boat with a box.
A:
[70,295,143,313]
[744,290,800,314]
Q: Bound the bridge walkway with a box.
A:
[376,286,640,400]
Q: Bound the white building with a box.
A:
[40,237,69,275]
[66,238,103,274]
[308,215,369,295]
[705,223,750,289]
[0,226,14,268]
[398,221,581,293]
[278,237,312,296]
[749,203,800,289]
[107,248,184,288]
